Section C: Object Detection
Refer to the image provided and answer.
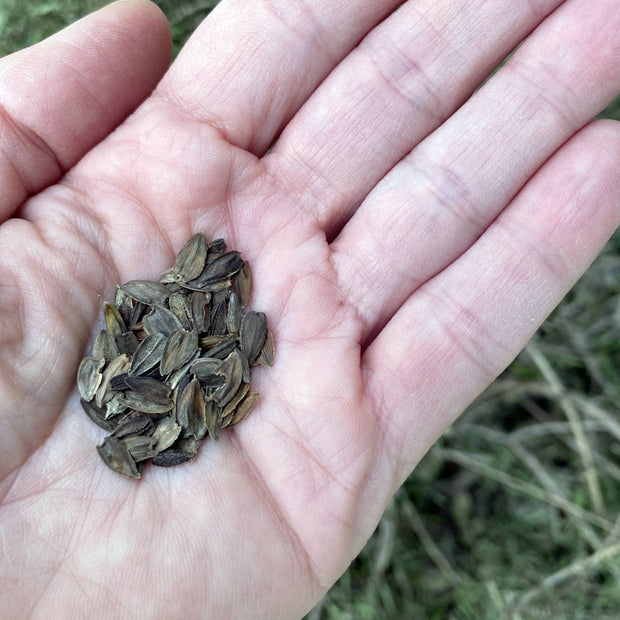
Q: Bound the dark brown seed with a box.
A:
[124,376,172,404]
[226,292,242,336]
[232,261,252,308]
[191,291,210,332]
[109,373,129,391]
[177,278,232,293]
[97,436,140,479]
[172,232,208,282]
[189,251,243,287]
[122,435,157,462]
[168,292,193,329]
[207,238,226,258]
[114,285,134,327]
[253,330,275,368]
[112,412,155,439]
[104,302,127,337]
[202,334,238,360]
[117,392,174,415]
[239,348,251,383]
[143,306,183,337]
[81,398,115,432]
[160,329,199,376]
[77,357,105,402]
[114,286,147,329]
[93,330,120,362]
[152,448,194,467]
[191,357,224,382]
[167,352,200,390]
[240,312,267,364]
[201,374,227,389]
[130,301,148,330]
[211,288,229,306]
[199,334,226,349]
[222,382,250,419]
[116,331,140,355]
[212,349,244,407]
[205,399,221,440]
[229,389,260,426]
[175,371,192,402]
[206,296,227,336]
[121,280,169,306]
[129,332,167,376]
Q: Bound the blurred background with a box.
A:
[1,1,619,618]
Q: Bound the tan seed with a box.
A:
[160,328,199,376]
[152,417,182,453]
[77,357,105,402]
[123,435,157,462]
[253,330,275,368]
[129,332,167,376]
[97,436,140,479]
[172,232,207,282]
[95,354,131,408]
[104,393,129,419]
[212,349,244,407]
[93,330,120,362]
[121,280,169,306]
[168,292,193,330]
[191,290,211,332]
[117,392,174,415]
[112,412,154,439]
[222,382,250,419]
[229,389,260,426]
[143,306,183,336]
[104,302,126,337]
[233,261,252,308]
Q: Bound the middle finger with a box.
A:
[267,0,565,234]
[332,0,620,343]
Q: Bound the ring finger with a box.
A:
[330,0,620,344]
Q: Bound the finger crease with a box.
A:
[0,100,65,193]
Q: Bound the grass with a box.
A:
[1,1,620,618]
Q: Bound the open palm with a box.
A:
[1,0,619,617]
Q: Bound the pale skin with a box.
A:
[0,0,619,616]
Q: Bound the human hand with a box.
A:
[1,0,619,617]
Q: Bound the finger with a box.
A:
[267,0,565,233]
[155,0,399,154]
[0,0,171,222]
[331,0,620,343]
[364,120,620,484]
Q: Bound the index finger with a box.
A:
[155,0,400,154]
[0,0,172,221]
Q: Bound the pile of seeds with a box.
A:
[77,233,273,479]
